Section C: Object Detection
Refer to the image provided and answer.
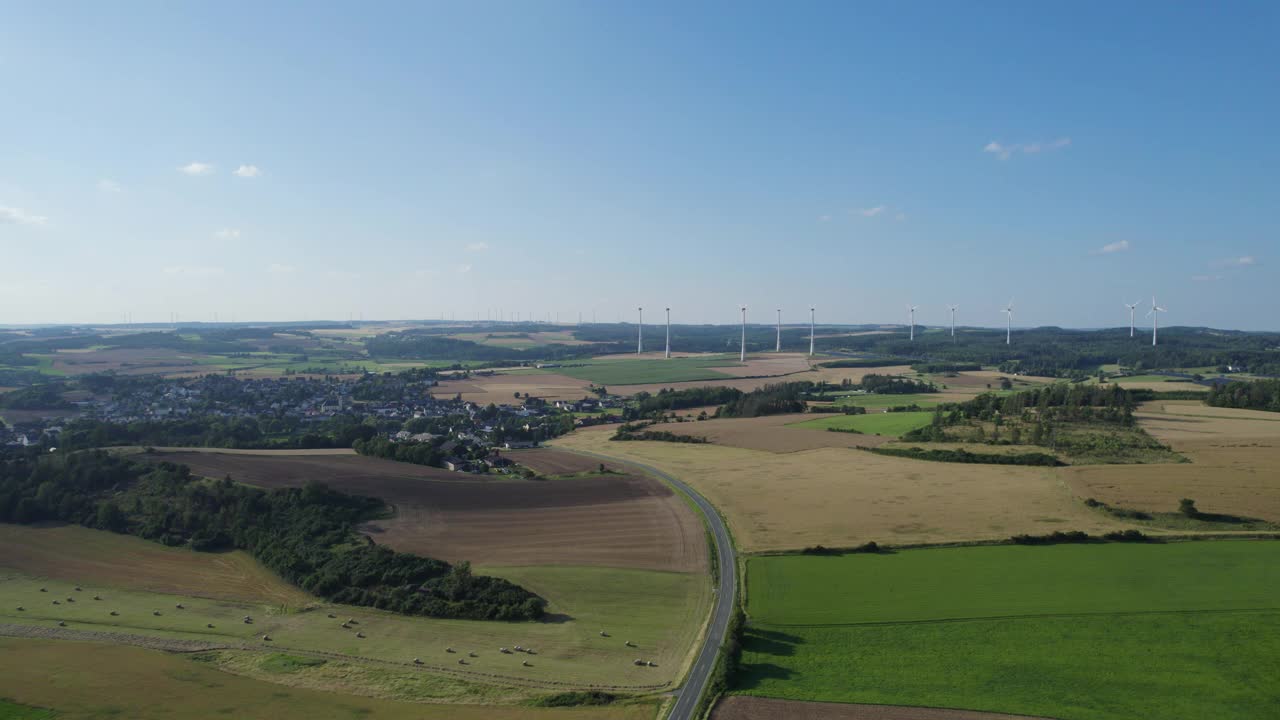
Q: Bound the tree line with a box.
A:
[0,448,545,621]
[1206,379,1280,412]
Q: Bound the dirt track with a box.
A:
[148,451,706,573]
[713,696,1058,720]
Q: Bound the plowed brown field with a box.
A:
[713,697,1057,720]
[147,451,706,573]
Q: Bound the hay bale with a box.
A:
[413,658,422,665]
[110,611,119,616]
[262,634,271,641]
[446,647,455,653]
[52,600,60,605]
[57,621,66,627]
[153,610,161,616]
[356,632,365,638]
[207,623,215,628]
[522,660,530,667]
[93,595,101,601]
[39,587,46,592]
[74,586,81,592]
[15,606,23,612]
[175,603,184,609]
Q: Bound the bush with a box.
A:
[528,691,618,707]
[1011,531,1095,545]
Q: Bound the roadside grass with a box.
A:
[0,638,656,720]
[787,411,934,437]
[736,542,1280,720]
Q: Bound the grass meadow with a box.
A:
[737,541,1280,720]
[0,638,657,720]
[788,411,934,437]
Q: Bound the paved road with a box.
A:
[564,448,736,720]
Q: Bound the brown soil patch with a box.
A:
[501,448,609,475]
[0,524,311,606]
[713,696,1056,720]
[645,415,891,453]
[47,347,208,376]
[146,452,706,573]
[435,372,593,403]
[715,353,813,378]
[1063,401,1280,522]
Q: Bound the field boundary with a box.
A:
[749,605,1280,629]
[742,532,1280,558]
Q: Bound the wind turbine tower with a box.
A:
[809,307,815,357]
[740,306,747,363]
[948,305,958,341]
[637,307,643,355]
[1125,300,1140,338]
[1003,300,1015,345]
[908,305,918,341]
[664,307,671,359]
[1148,297,1167,346]
[775,308,782,352]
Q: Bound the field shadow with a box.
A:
[539,612,573,624]
[742,627,802,657]
[732,662,797,690]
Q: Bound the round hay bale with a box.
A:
[57,621,66,627]
[207,623,215,628]
[15,606,23,611]
[52,600,60,605]
[110,611,119,616]
[153,610,161,616]
[413,658,422,665]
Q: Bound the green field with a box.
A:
[823,393,943,409]
[788,411,934,437]
[0,560,707,695]
[0,638,655,720]
[737,542,1280,720]
[551,357,738,386]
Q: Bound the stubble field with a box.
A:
[554,427,1132,552]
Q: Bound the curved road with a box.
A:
[563,448,736,720]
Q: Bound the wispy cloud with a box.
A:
[855,205,886,217]
[267,263,296,274]
[818,214,831,222]
[0,205,48,226]
[213,228,241,239]
[180,162,215,176]
[984,137,1071,160]
[1192,274,1223,282]
[163,265,224,277]
[1093,240,1130,255]
[464,241,490,252]
[97,179,123,193]
[455,263,473,274]
[233,164,261,178]
[1211,255,1257,268]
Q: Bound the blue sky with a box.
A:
[2,2,1275,328]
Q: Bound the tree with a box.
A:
[1179,498,1199,518]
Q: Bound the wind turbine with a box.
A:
[948,305,958,341]
[637,307,643,355]
[1003,299,1014,345]
[908,305,918,341]
[740,306,747,363]
[809,307,815,357]
[775,309,782,352]
[1124,300,1140,338]
[664,307,671,359]
[1147,297,1167,346]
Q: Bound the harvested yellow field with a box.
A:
[1063,401,1280,522]
[644,414,889,453]
[554,427,1133,552]
[434,372,593,403]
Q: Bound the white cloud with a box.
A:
[1093,240,1131,255]
[163,265,224,277]
[233,164,261,178]
[455,263,473,274]
[464,241,490,252]
[213,228,241,239]
[97,179,123,193]
[267,263,296,274]
[180,162,215,176]
[1211,255,1256,268]
[1192,274,1223,282]
[0,205,48,226]
[856,205,886,217]
[818,215,831,222]
[984,137,1071,160]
